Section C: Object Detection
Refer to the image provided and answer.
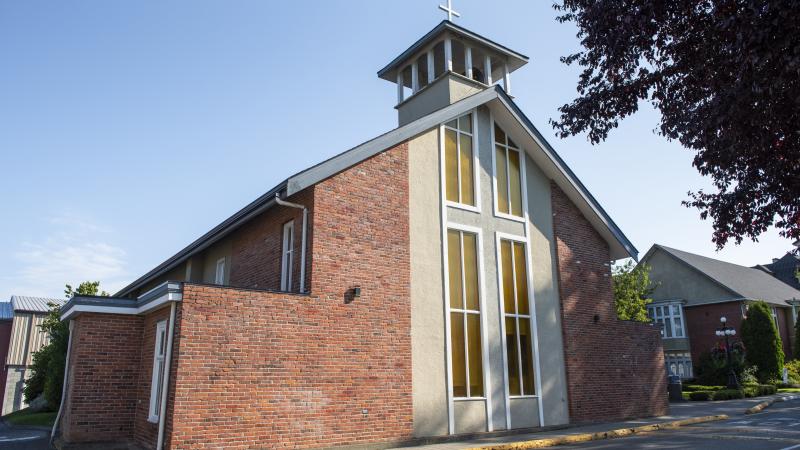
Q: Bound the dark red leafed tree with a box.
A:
[551,0,800,248]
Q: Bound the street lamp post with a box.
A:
[715,316,740,389]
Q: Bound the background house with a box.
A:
[0,302,12,415]
[2,296,63,415]
[641,244,800,379]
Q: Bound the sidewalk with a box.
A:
[390,394,798,450]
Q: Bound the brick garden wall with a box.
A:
[551,184,668,422]
[61,313,144,443]
[168,143,412,449]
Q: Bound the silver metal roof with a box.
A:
[10,296,65,313]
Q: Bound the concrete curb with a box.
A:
[468,415,728,450]
[745,394,800,415]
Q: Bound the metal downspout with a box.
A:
[157,302,177,450]
[275,193,308,293]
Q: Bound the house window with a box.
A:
[281,220,294,291]
[493,123,523,217]
[148,320,168,423]
[443,114,476,208]
[214,257,225,285]
[447,229,484,398]
[499,238,535,396]
[665,352,693,379]
[648,303,686,338]
[772,307,779,330]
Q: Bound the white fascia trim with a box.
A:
[60,293,183,321]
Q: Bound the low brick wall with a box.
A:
[551,184,669,422]
[169,284,413,449]
[61,313,144,443]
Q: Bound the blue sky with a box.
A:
[0,1,793,299]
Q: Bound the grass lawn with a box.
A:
[2,408,56,427]
[778,388,800,393]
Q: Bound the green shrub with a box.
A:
[786,359,800,384]
[742,301,785,383]
[689,391,712,401]
[711,389,744,400]
[695,350,745,386]
[682,384,725,392]
[759,384,777,395]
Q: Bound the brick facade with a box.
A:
[61,313,144,443]
[551,184,668,422]
[685,301,793,366]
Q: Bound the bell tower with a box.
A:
[377,5,528,126]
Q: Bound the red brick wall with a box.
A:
[168,143,412,449]
[551,184,668,422]
[684,301,744,367]
[0,320,11,414]
[61,314,144,443]
[230,189,314,293]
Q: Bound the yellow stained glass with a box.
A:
[506,317,520,396]
[447,231,463,309]
[494,123,505,144]
[459,133,475,206]
[451,312,467,397]
[496,146,509,214]
[501,240,514,314]
[467,314,484,397]
[463,233,479,311]
[458,113,472,133]
[509,150,522,217]
[445,129,459,202]
[513,242,529,315]
[520,319,536,395]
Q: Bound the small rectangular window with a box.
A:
[148,320,168,423]
[214,257,225,285]
[447,229,483,398]
[494,123,523,217]
[281,220,294,291]
[499,238,535,396]
[443,114,476,207]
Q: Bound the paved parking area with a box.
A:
[558,402,800,450]
[0,421,49,450]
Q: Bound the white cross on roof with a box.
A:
[438,0,461,21]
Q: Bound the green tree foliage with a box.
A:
[612,261,654,322]
[24,281,108,410]
[741,301,784,383]
[795,308,800,360]
[551,1,800,248]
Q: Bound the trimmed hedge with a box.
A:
[685,384,776,401]
[683,384,726,392]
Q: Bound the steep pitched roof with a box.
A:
[761,252,800,290]
[642,245,800,306]
[10,296,64,313]
[117,86,637,297]
[0,302,12,321]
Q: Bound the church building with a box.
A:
[54,13,667,450]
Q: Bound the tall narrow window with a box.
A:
[494,123,523,217]
[444,114,475,207]
[647,303,686,338]
[499,238,535,396]
[281,220,294,291]
[447,229,484,398]
[214,257,225,285]
[148,320,168,423]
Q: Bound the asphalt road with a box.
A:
[559,401,800,450]
[0,421,50,450]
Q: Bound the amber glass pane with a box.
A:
[501,240,515,314]
[509,150,522,217]
[496,146,509,214]
[459,134,475,206]
[459,113,472,133]
[520,319,536,395]
[463,233,480,311]
[445,129,459,202]
[447,231,463,309]
[467,314,484,397]
[451,312,467,397]
[513,242,529,315]
[494,123,505,144]
[506,317,520,396]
